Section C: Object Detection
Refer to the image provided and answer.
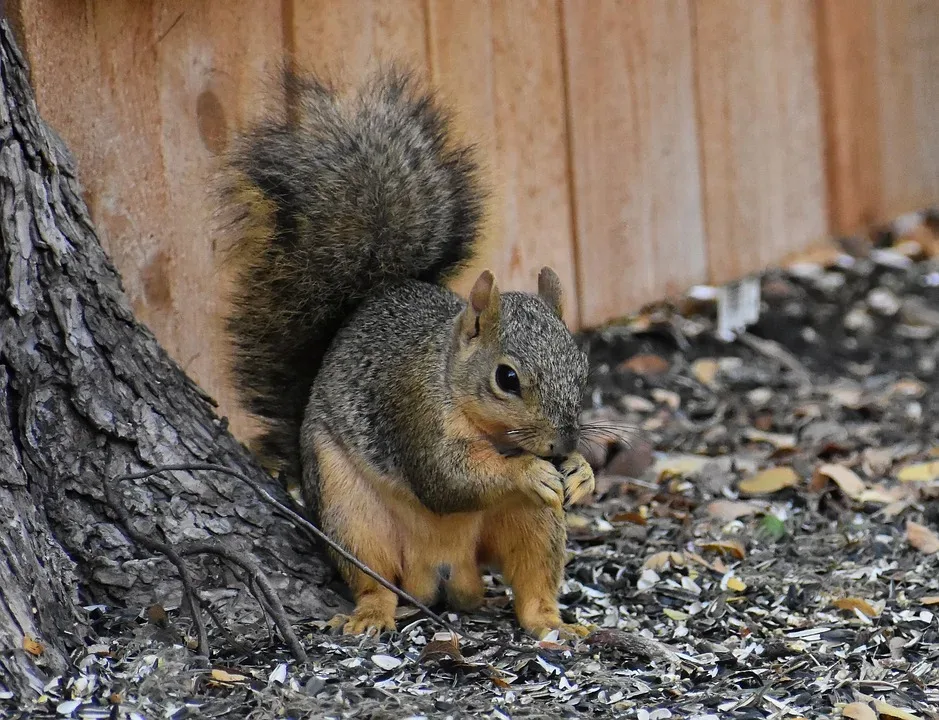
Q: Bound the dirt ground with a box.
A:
[9,217,939,720]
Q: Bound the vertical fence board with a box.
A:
[489,0,578,319]
[907,0,939,212]
[874,1,921,221]
[13,1,165,310]
[428,0,579,323]
[288,0,428,79]
[11,0,284,439]
[426,0,501,300]
[152,1,284,439]
[817,0,883,233]
[563,0,706,326]
[874,0,939,218]
[694,0,827,283]
[819,0,939,234]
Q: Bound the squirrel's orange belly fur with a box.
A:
[314,431,573,637]
[314,433,485,604]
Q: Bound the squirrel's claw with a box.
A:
[560,454,596,508]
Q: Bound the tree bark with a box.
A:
[0,19,333,701]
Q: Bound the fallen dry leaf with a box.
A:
[906,520,939,554]
[920,595,939,605]
[860,447,893,477]
[609,510,647,526]
[146,604,168,626]
[738,467,799,496]
[896,460,939,482]
[742,428,797,450]
[653,454,710,480]
[619,353,670,376]
[22,635,43,657]
[874,700,922,720]
[699,540,746,560]
[420,634,463,665]
[211,669,249,683]
[832,597,880,617]
[815,463,867,500]
[642,551,685,571]
[841,702,877,720]
[706,499,762,521]
[859,483,911,505]
[684,552,717,573]
[691,358,719,386]
[726,577,747,593]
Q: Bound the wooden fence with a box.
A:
[9,0,939,440]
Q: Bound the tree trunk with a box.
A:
[0,18,333,701]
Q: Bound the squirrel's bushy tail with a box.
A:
[219,67,483,472]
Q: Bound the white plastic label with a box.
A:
[716,277,761,341]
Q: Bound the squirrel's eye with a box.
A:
[495,364,521,396]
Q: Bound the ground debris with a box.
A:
[9,216,939,719]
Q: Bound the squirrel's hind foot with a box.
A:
[530,621,594,642]
[327,608,397,638]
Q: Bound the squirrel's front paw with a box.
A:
[560,453,595,509]
[519,457,565,509]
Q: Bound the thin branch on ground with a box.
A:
[736,331,812,388]
[101,478,210,658]
[180,542,308,664]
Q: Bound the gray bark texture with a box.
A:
[0,19,333,701]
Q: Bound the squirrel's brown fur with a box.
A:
[220,66,595,638]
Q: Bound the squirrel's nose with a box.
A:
[551,429,579,457]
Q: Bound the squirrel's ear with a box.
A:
[459,270,501,342]
[538,266,564,320]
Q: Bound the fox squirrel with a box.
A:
[219,67,595,639]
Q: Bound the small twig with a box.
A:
[107,469,307,663]
[736,332,812,388]
[181,542,307,663]
[101,480,210,657]
[196,595,253,657]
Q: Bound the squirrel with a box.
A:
[219,67,596,640]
